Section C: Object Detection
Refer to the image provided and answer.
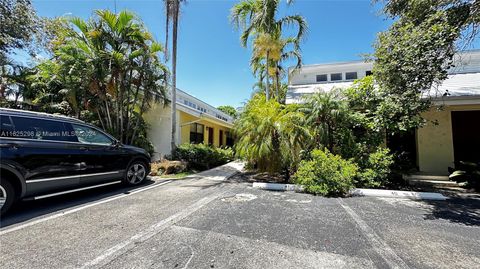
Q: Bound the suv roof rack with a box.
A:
[0,108,85,123]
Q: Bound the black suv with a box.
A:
[0,108,151,215]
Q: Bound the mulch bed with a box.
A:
[228,171,289,184]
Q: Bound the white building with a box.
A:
[144,88,234,160]
[287,50,480,175]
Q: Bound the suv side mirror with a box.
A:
[112,140,121,148]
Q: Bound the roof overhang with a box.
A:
[286,72,480,106]
[177,103,233,128]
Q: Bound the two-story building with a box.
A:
[287,50,480,175]
[145,88,234,160]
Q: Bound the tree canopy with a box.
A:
[217,105,238,118]
[373,0,480,132]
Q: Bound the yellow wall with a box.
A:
[417,104,480,175]
[178,111,231,147]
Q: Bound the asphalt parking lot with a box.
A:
[1,170,479,269]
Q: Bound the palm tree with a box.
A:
[235,94,310,174]
[30,10,169,147]
[301,90,351,152]
[252,33,282,100]
[231,0,306,49]
[251,35,302,102]
[231,0,306,101]
[164,0,186,152]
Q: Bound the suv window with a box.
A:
[72,124,113,145]
[0,115,14,137]
[10,116,75,142]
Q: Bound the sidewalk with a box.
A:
[191,161,245,181]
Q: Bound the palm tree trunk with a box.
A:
[265,50,270,101]
[170,1,179,153]
[97,109,105,130]
[105,100,113,130]
[275,69,280,102]
[164,4,170,61]
[130,91,148,146]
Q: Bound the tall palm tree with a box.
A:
[252,33,282,100]
[231,0,306,101]
[164,0,185,152]
[252,35,302,101]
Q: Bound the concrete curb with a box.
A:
[350,188,449,200]
[252,182,304,192]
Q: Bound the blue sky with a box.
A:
[32,1,401,107]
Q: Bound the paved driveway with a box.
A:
[1,164,479,269]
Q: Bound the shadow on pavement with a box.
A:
[0,178,158,228]
[423,197,480,226]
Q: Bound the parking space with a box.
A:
[1,173,479,269]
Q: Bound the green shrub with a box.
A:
[356,148,394,188]
[167,143,234,171]
[294,149,358,197]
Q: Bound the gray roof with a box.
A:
[286,72,480,104]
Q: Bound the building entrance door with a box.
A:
[452,110,480,163]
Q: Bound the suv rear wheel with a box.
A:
[0,179,16,215]
[124,161,147,186]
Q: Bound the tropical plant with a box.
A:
[372,0,480,133]
[217,105,238,119]
[356,147,394,188]
[0,0,41,65]
[231,0,306,101]
[19,10,169,152]
[164,0,186,152]
[167,143,234,171]
[301,89,354,154]
[294,148,358,196]
[234,94,311,174]
[251,35,302,101]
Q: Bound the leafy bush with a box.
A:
[234,95,310,174]
[356,148,394,188]
[294,149,358,197]
[167,143,234,171]
[150,159,187,176]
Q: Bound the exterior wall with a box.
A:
[146,106,233,161]
[178,111,231,147]
[144,103,172,160]
[417,104,480,175]
[290,61,373,86]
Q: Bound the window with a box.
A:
[366,70,373,76]
[0,116,14,137]
[316,74,327,82]
[330,73,342,81]
[346,72,357,80]
[226,131,234,147]
[10,116,74,142]
[219,130,224,146]
[189,123,204,144]
[71,124,113,145]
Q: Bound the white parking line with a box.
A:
[337,198,410,269]
[80,191,224,269]
[0,180,172,236]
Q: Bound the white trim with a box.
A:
[26,171,123,183]
[31,181,122,200]
[0,136,115,147]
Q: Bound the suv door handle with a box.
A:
[0,143,18,149]
[79,146,88,151]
